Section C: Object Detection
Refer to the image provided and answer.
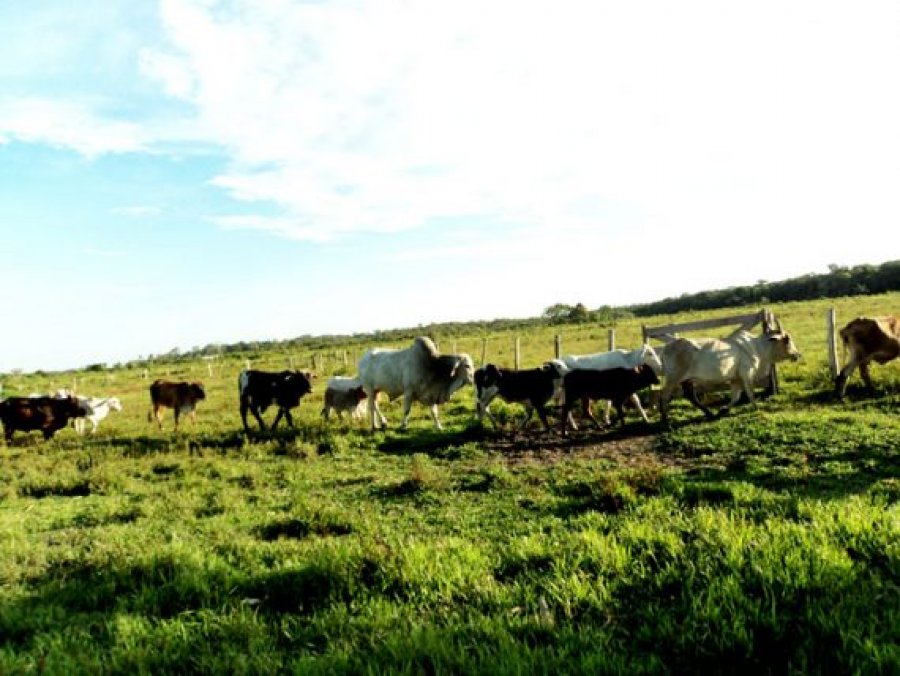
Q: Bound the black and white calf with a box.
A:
[238,370,313,432]
[475,362,566,431]
[560,365,659,435]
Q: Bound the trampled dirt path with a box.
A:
[482,425,692,470]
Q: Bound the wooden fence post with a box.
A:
[827,308,839,378]
[608,329,616,351]
[514,337,521,370]
[554,335,562,359]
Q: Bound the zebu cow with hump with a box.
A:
[560,344,664,425]
[835,315,900,397]
[658,326,801,424]
[358,336,475,430]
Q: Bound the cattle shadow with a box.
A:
[376,424,487,459]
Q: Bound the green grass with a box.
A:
[1,293,899,673]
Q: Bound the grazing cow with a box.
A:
[474,362,566,431]
[560,344,663,425]
[149,380,206,430]
[835,316,900,398]
[321,376,367,421]
[560,365,659,435]
[0,396,89,442]
[358,336,475,430]
[238,370,313,432]
[72,396,123,435]
[658,328,801,424]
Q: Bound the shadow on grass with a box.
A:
[376,424,487,459]
[2,550,390,652]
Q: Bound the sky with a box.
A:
[1,0,898,373]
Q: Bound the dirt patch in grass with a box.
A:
[483,427,691,471]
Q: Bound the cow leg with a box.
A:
[682,382,717,419]
[614,400,627,426]
[533,403,551,431]
[859,361,876,392]
[43,429,55,440]
[835,354,860,398]
[173,408,180,431]
[603,400,613,426]
[153,405,165,430]
[368,390,387,430]
[721,376,754,417]
[581,398,603,430]
[481,405,500,428]
[516,403,534,431]
[658,381,680,425]
[283,409,295,428]
[476,390,498,425]
[560,401,572,436]
[631,393,651,423]
[271,408,284,431]
[240,402,260,432]
[400,392,414,429]
[429,404,443,430]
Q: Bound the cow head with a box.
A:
[637,363,661,386]
[351,386,367,402]
[639,344,664,375]
[63,396,91,418]
[767,332,801,362]
[474,364,502,418]
[274,371,313,407]
[452,354,476,387]
[191,382,207,400]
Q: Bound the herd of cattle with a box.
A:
[1,315,898,443]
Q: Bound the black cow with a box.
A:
[561,365,659,436]
[0,396,88,442]
[474,362,565,431]
[239,369,312,432]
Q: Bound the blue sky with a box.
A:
[2,0,898,373]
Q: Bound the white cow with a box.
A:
[321,376,367,421]
[358,336,475,430]
[560,344,664,425]
[73,396,123,434]
[659,329,801,424]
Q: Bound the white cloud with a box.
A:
[134,0,900,248]
[112,205,163,217]
[0,98,150,158]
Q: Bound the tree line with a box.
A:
[131,259,899,368]
[626,260,900,317]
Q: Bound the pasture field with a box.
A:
[1,294,898,673]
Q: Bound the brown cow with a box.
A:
[149,380,206,430]
[0,396,89,443]
[835,316,900,398]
